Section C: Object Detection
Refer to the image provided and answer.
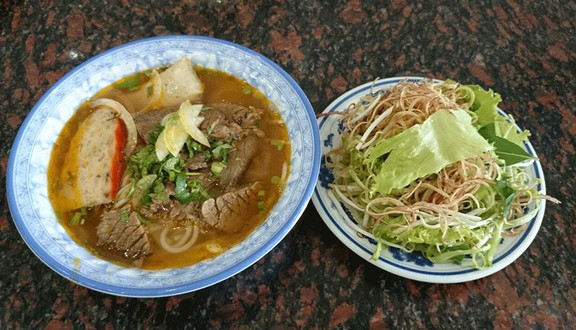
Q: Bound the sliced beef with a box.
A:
[209,103,263,129]
[145,195,200,223]
[96,209,151,260]
[201,182,262,233]
[133,107,174,144]
[185,154,208,171]
[201,103,264,141]
[201,108,243,140]
[219,134,259,187]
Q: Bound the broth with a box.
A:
[48,64,290,269]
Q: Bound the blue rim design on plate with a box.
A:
[312,77,547,283]
[7,36,321,297]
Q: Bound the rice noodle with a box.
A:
[280,161,288,183]
[159,225,200,254]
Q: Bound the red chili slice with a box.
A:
[110,118,127,200]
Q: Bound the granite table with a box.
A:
[1,0,574,328]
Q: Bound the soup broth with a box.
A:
[48,62,290,269]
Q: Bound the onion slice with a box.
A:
[179,100,210,147]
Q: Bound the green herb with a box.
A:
[114,74,141,91]
[186,138,203,157]
[271,176,280,185]
[148,124,164,144]
[212,142,233,162]
[174,172,193,204]
[147,85,154,96]
[136,213,151,224]
[163,156,184,174]
[120,210,130,223]
[478,124,536,165]
[127,145,160,179]
[132,174,158,207]
[149,181,170,203]
[242,86,251,95]
[258,190,265,197]
[189,179,212,201]
[270,139,284,151]
[70,212,82,226]
[211,162,226,177]
[174,172,212,204]
[257,201,265,213]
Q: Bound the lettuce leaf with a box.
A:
[468,84,502,126]
[373,218,491,246]
[467,84,530,147]
[367,109,493,194]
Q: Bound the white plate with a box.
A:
[7,36,320,297]
[312,77,547,283]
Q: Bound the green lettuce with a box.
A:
[367,109,493,194]
[466,84,534,165]
[467,84,531,146]
[468,84,502,126]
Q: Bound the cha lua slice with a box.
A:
[57,98,138,210]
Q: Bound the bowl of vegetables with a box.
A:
[312,77,557,283]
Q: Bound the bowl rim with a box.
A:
[6,35,321,297]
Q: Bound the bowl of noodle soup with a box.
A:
[7,36,320,297]
[312,77,552,283]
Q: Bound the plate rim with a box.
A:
[312,76,547,283]
[6,35,321,297]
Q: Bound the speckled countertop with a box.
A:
[1,0,575,329]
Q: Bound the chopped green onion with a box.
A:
[114,74,141,91]
[257,201,265,213]
[212,142,233,161]
[70,212,82,226]
[270,139,284,151]
[271,176,280,185]
[136,213,151,224]
[120,210,130,223]
[242,86,251,95]
[211,162,226,177]
[258,190,265,197]
[147,85,154,96]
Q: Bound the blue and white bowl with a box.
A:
[7,36,320,297]
[312,77,548,283]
